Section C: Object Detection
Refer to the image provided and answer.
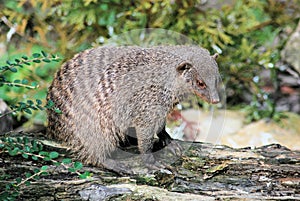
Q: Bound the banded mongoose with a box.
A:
[47,45,220,171]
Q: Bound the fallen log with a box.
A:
[0,132,299,200]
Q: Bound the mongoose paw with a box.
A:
[165,140,183,156]
[153,138,183,156]
[103,160,133,175]
[142,153,173,172]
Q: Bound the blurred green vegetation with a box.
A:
[0,0,299,126]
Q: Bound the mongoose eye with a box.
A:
[196,80,206,89]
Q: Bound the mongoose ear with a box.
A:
[212,53,219,60]
[176,62,192,74]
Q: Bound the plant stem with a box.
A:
[1,82,38,89]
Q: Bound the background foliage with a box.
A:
[0,0,300,126]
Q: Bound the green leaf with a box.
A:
[41,50,48,57]
[54,108,62,114]
[25,172,32,178]
[18,102,26,109]
[6,60,12,65]
[22,79,29,84]
[100,3,108,10]
[53,162,61,166]
[22,153,29,159]
[42,58,51,63]
[9,147,20,156]
[30,105,38,110]
[39,151,49,156]
[68,168,76,173]
[24,108,32,114]
[37,105,44,110]
[27,100,34,105]
[43,157,51,161]
[17,137,22,143]
[41,166,48,171]
[33,175,40,180]
[62,158,72,164]
[33,59,41,63]
[22,55,28,60]
[32,53,41,58]
[36,99,42,105]
[24,145,31,152]
[14,79,21,83]
[37,143,43,151]
[41,171,49,176]
[9,67,17,72]
[15,59,20,63]
[79,171,91,179]
[23,137,29,144]
[46,100,55,108]
[25,181,31,186]
[1,66,8,71]
[74,161,83,170]
[31,82,39,87]
[31,155,38,160]
[15,177,22,184]
[49,151,59,159]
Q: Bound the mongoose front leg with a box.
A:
[135,125,166,169]
[156,128,172,147]
[153,127,183,156]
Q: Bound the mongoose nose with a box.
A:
[211,98,220,104]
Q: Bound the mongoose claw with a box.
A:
[141,153,175,173]
[166,140,183,156]
[153,137,183,157]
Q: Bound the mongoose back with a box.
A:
[47,45,220,171]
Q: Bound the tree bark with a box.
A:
[0,133,299,200]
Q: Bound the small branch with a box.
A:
[3,148,81,176]
[0,109,16,119]
[1,82,38,89]
[246,20,273,32]
[16,170,44,187]
[1,16,51,48]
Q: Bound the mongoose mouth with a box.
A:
[193,90,220,104]
[193,90,210,103]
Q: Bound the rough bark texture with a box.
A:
[0,133,299,201]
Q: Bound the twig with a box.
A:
[1,82,38,89]
[0,16,51,48]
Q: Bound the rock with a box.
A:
[109,183,215,201]
[221,112,300,150]
[79,184,132,201]
[281,20,300,75]
[177,109,300,150]
[178,109,243,143]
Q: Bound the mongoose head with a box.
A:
[175,48,220,104]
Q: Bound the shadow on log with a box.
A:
[0,132,299,200]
